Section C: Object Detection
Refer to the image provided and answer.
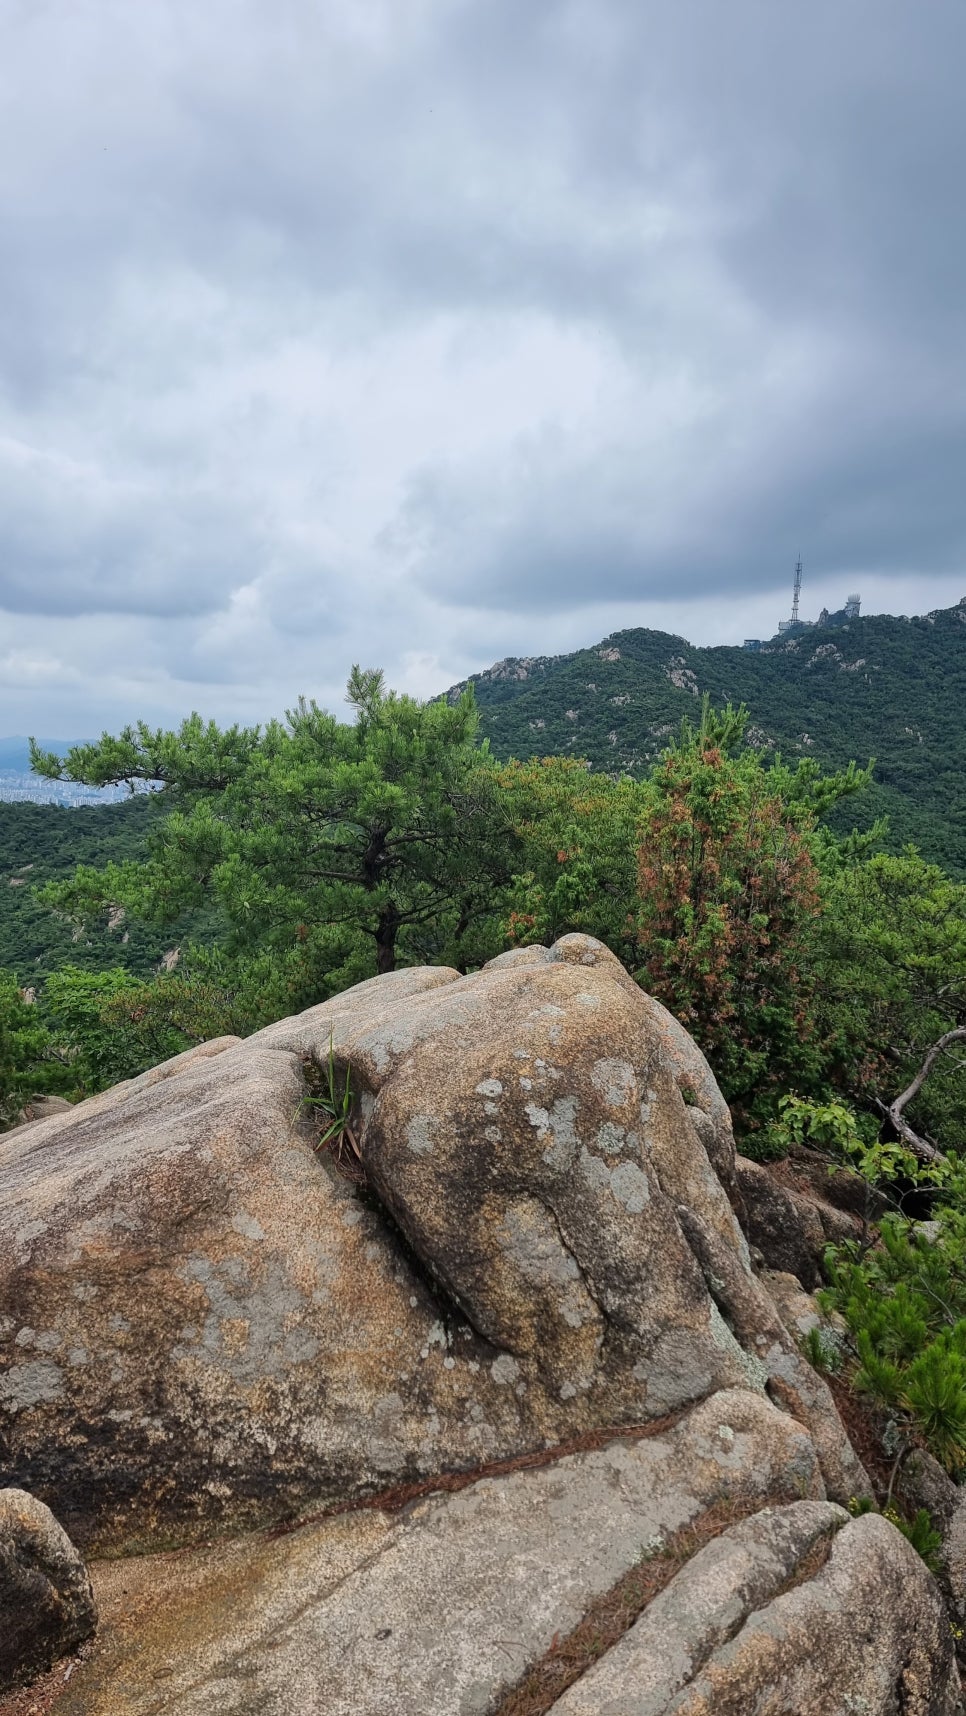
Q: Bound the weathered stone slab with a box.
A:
[661,1512,960,1715]
[51,1390,821,1716]
[547,1500,848,1716]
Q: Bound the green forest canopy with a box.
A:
[0,674,958,1170]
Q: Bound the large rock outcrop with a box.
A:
[44,1389,824,1715]
[0,937,865,1556]
[2,936,960,1715]
[23,1397,959,1716]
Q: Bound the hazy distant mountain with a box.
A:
[447,599,966,876]
[0,737,80,772]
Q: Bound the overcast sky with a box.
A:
[2,0,965,737]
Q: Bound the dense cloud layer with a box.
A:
[1,0,964,734]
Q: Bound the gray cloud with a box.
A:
[0,437,274,617]
[1,0,964,732]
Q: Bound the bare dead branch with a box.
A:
[882,1027,966,1163]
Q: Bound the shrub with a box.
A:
[821,1155,966,1473]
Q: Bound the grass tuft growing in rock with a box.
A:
[299,1038,364,1179]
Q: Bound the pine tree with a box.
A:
[32,674,515,1009]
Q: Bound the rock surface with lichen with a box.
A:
[5,1404,960,1716]
[0,937,961,1713]
[0,937,867,1560]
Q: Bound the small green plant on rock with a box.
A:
[753,1093,875,1165]
[299,1037,362,1176]
[847,1496,944,1574]
[802,1324,843,1375]
[885,1505,944,1573]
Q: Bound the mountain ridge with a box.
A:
[448,598,966,874]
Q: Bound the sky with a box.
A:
[1,0,965,738]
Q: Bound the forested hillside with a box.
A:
[0,796,222,986]
[6,599,964,994]
[450,600,966,874]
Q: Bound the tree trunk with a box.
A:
[375,910,399,974]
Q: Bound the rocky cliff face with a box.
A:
[0,937,959,1712]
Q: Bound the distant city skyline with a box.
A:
[0,774,131,807]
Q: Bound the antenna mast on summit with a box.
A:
[791,555,803,625]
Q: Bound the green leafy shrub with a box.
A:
[752,1093,875,1164]
[40,967,189,1092]
[822,1157,966,1473]
[814,850,966,1153]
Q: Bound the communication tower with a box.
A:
[778,557,804,633]
[791,555,803,625]
[844,593,861,619]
